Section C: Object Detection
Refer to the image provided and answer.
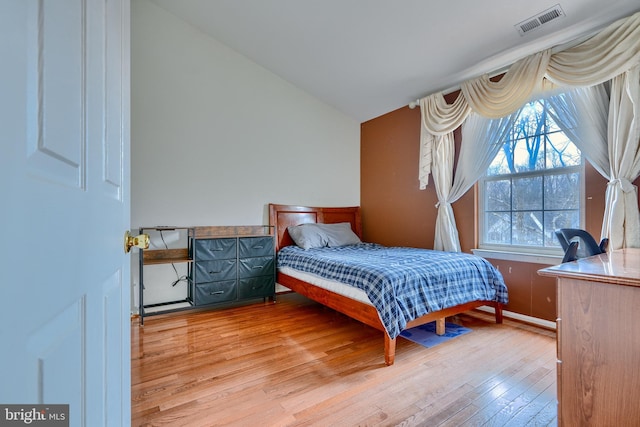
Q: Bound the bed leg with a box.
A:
[494,303,503,324]
[435,318,446,335]
[384,334,396,366]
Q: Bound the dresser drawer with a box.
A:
[193,259,236,283]
[193,238,237,261]
[239,236,273,258]
[194,280,237,305]
[238,256,274,278]
[238,276,275,299]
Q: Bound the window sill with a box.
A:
[472,248,563,266]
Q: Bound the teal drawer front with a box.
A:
[194,280,237,305]
[194,259,236,283]
[238,236,273,258]
[193,238,237,261]
[238,276,275,299]
[238,256,275,278]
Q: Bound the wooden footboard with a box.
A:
[278,271,502,366]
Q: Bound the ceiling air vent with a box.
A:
[515,4,565,36]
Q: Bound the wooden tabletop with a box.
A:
[538,248,640,287]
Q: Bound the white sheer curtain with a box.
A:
[547,70,640,249]
[546,84,610,178]
[419,10,640,251]
[454,111,521,200]
[433,112,520,251]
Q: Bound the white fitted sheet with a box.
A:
[278,266,373,306]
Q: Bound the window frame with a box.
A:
[477,101,586,256]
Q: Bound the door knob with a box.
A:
[124,231,149,253]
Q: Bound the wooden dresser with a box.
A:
[539,249,640,426]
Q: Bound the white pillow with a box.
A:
[287,222,361,249]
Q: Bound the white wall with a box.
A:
[130,0,360,311]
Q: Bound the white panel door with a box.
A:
[0,1,131,426]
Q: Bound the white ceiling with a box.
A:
[149,0,640,122]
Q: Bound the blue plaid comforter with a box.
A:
[277,243,508,339]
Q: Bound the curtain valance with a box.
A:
[547,12,640,86]
[462,50,551,119]
[419,10,640,189]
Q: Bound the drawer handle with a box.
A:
[209,290,224,295]
[253,246,264,249]
[208,270,221,274]
[252,266,264,269]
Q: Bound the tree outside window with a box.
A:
[481,98,582,250]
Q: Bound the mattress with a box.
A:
[276,243,508,338]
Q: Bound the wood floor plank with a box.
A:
[131,293,557,426]
[502,369,557,426]
[525,398,558,426]
[436,331,556,425]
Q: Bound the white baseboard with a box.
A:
[476,305,556,330]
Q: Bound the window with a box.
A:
[479,97,583,252]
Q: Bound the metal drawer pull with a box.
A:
[209,290,224,295]
[252,266,263,269]
[208,270,221,274]
[253,245,264,249]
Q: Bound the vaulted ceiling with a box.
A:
[149,0,640,122]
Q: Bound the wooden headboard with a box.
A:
[268,204,362,251]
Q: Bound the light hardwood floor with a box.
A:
[131,293,557,426]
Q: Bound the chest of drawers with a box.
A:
[189,227,275,307]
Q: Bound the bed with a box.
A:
[268,203,507,366]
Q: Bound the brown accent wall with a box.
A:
[360,101,626,321]
[360,105,476,251]
[360,106,438,247]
